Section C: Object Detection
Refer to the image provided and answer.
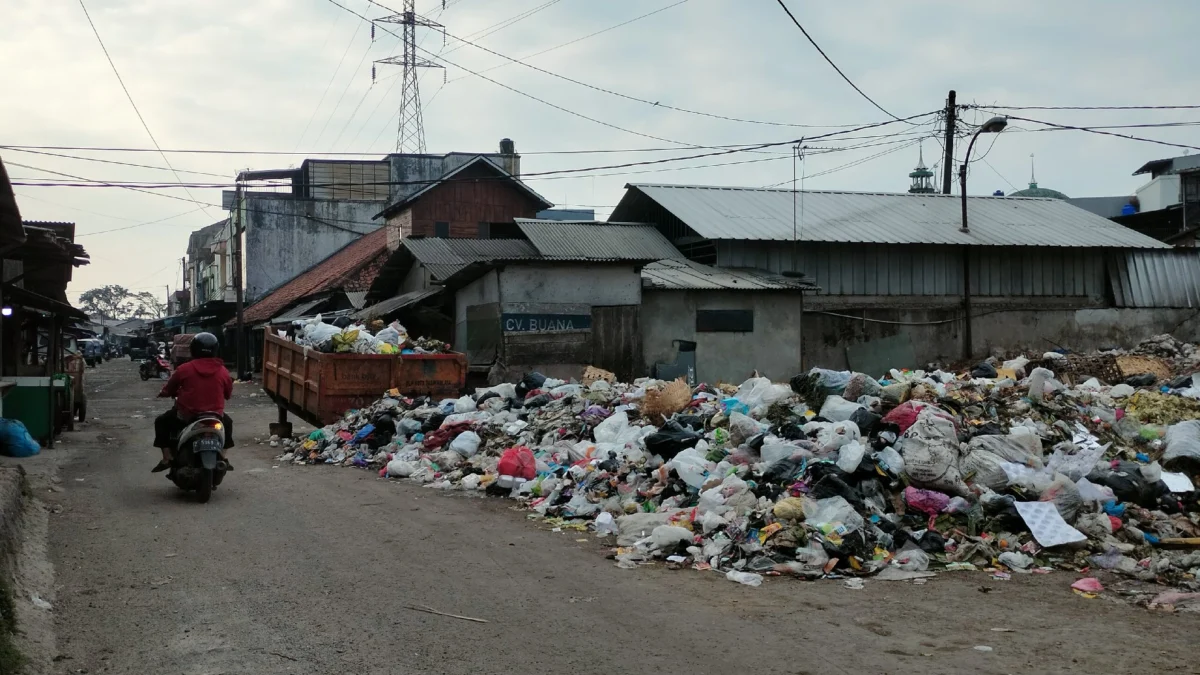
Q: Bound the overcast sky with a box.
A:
[3,0,1199,301]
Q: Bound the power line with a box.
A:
[75,0,217,219]
[771,0,905,123]
[990,113,1200,153]
[436,0,563,52]
[443,0,690,87]
[4,147,228,178]
[74,208,210,237]
[294,2,362,150]
[353,0,878,131]
[988,104,1200,111]
[313,42,376,149]
[0,142,799,156]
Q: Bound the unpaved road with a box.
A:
[17,360,1200,673]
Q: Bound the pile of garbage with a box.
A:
[275,335,1200,595]
[288,315,451,355]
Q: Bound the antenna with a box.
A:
[374,1,444,154]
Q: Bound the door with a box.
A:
[590,305,642,382]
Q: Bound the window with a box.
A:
[434,221,450,238]
[696,309,754,332]
[477,222,490,239]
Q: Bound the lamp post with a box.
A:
[958,116,1008,233]
[957,115,1006,360]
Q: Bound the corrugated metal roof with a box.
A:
[613,184,1170,249]
[404,237,540,280]
[352,288,442,321]
[513,219,684,260]
[1110,249,1200,308]
[642,258,819,291]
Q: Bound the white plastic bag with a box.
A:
[819,395,864,423]
[1164,420,1200,467]
[836,440,865,473]
[648,525,693,551]
[803,496,864,533]
[386,459,416,477]
[668,448,713,490]
[594,411,642,447]
[448,430,481,458]
[453,396,477,413]
[728,411,764,445]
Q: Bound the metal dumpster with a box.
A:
[262,333,467,427]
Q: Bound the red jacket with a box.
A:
[160,357,232,418]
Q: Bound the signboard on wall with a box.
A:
[502,313,591,333]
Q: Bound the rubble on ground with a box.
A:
[273,335,1200,600]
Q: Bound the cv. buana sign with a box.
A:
[501,313,591,333]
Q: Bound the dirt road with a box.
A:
[19,360,1200,673]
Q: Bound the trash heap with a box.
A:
[289,315,450,355]
[276,335,1200,593]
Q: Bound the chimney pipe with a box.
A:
[499,138,519,176]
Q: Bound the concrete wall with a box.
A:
[644,290,1200,382]
[242,196,381,301]
[454,269,500,353]
[498,264,640,307]
[1137,174,1181,212]
[643,290,806,384]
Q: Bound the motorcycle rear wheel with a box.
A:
[196,468,213,503]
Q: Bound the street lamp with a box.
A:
[958,116,1008,233]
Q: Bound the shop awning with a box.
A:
[3,285,88,321]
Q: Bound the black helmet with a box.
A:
[190,332,219,359]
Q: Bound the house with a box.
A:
[374,154,552,244]
[361,220,682,381]
[181,220,237,333]
[610,183,1193,374]
[229,140,540,302]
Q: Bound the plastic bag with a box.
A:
[0,419,39,458]
[875,446,905,475]
[615,510,686,546]
[386,458,416,477]
[1164,420,1200,469]
[819,395,864,423]
[497,446,536,479]
[725,570,763,587]
[836,440,865,473]
[648,525,693,551]
[728,412,764,446]
[899,413,969,496]
[761,440,803,465]
[960,447,1009,490]
[904,486,950,515]
[301,321,339,346]
[453,396,477,413]
[842,372,882,402]
[668,448,713,490]
[449,430,481,458]
[808,368,852,395]
[594,411,641,447]
[1028,367,1055,400]
[643,419,701,460]
[894,544,929,571]
[515,372,547,399]
[1040,474,1083,523]
[967,433,1043,468]
[804,496,864,533]
[805,419,861,454]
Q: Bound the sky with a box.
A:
[3,0,1199,303]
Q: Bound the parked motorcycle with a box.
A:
[139,355,171,381]
[166,412,229,503]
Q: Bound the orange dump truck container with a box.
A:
[262,332,467,427]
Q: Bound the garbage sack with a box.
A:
[894,544,930,571]
[880,401,925,434]
[386,458,416,477]
[734,377,792,409]
[1164,420,1200,469]
[761,440,806,465]
[1075,477,1116,503]
[773,497,807,520]
[1028,367,1056,400]
[448,430,481,458]
[643,419,702,460]
[805,419,861,454]
[1109,383,1135,398]
[497,446,536,479]
[808,368,852,395]
[1040,474,1083,523]
[594,411,642,447]
[728,412,764,446]
[819,395,864,423]
[804,496,864,534]
[0,419,39,458]
[842,372,882,403]
[848,407,882,435]
[971,361,998,379]
[904,486,950,516]
[453,396,477,413]
[966,433,1044,468]
[648,525,693,551]
[960,446,1010,490]
[899,413,969,496]
[515,372,547,399]
[1125,373,1157,387]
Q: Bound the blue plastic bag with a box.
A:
[0,419,40,457]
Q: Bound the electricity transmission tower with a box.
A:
[374,1,443,154]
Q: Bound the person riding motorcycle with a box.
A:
[151,333,235,473]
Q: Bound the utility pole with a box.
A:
[232,181,247,381]
[374,1,444,154]
[941,89,957,195]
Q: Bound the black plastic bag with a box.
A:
[969,422,1005,437]
[775,422,805,440]
[644,420,701,460]
[476,391,500,405]
[524,393,552,409]
[809,473,864,510]
[970,361,998,379]
[675,415,705,431]
[515,372,547,399]
[762,458,805,484]
[848,408,882,436]
[422,413,446,433]
[916,530,946,554]
[746,433,766,451]
[1124,373,1157,387]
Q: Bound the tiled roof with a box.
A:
[235,227,390,325]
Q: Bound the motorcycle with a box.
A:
[139,355,171,381]
[166,412,229,503]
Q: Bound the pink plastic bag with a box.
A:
[904,486,950,516]
[1071,577,1104,593]
[498,446,536,479]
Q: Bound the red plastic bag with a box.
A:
[498,446,536,479]
[904,485,950,516]
[882,401,923,433]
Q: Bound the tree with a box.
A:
[78,285,134,322]
[130,291,166,320]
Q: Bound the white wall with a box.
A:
[454,270,500,353]
[1136,174,1181,212]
